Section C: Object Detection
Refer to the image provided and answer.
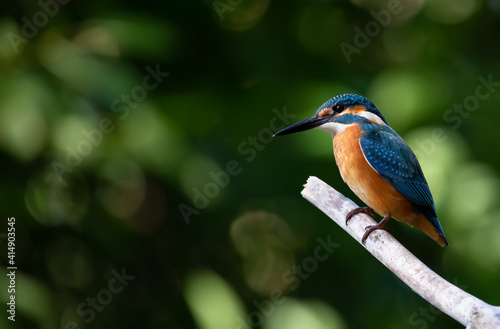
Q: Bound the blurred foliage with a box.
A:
[1,0,500,328]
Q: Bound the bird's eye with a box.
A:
[333,104,345,113]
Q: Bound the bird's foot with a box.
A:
[361,215,392,245]
[345,207,374,225]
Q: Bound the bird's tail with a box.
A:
[415,213,449,247]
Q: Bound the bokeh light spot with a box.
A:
[25,169,90,227]
[368,70,449,131]
[446,163,499,227]
[424,0,481,24]
[0,74,49,161]
[231,211,296,295]
[0,268,58,326]
[121,105,186,175]
[264,298,347,329]
[215,0,270,31]
[184,270,247,329]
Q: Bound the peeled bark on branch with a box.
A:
[301,176,500,329]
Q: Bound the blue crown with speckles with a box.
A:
[317,93,388,124]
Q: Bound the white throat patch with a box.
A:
[316,122,349,136]
[357,111,386,125]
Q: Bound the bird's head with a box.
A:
[274,93,387,137]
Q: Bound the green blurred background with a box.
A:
[1,0,500,328]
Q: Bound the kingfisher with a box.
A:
[274,93,449,247]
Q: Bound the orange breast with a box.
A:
[333,125,414,220]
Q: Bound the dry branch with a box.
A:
[301,176,500,329]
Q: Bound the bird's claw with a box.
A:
[361,215,392,244]
[345,207,374,225]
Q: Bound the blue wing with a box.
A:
[359,125,437,220]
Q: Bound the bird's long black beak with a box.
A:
[273,115,329,137]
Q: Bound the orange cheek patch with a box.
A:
[344,105,366,115]
[318,108,333,117]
